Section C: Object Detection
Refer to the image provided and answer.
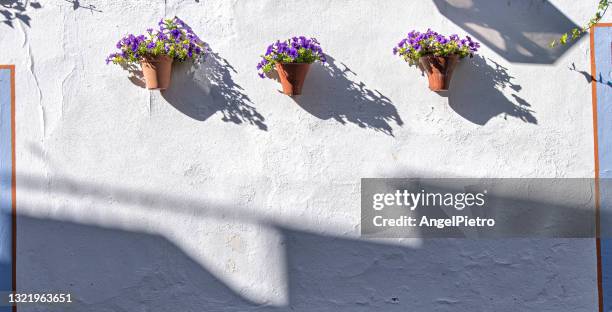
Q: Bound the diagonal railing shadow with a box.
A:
[7,169,603,311]
[433,0,582,64]
[10,205,599,311]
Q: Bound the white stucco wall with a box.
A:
[1,0,609,311]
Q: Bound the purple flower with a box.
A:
[394,29,480,64]
[175,17,186,28]
[105,52,120,64]
[257,36,325,78]
[107,17,205,65]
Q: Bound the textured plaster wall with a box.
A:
[0,0,608,311]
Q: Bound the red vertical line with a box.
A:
[590,24,603,312]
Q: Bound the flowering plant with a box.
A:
[393,29,480,66]
[257,36,326,78]
[106,17,205,65]
[552,0,609,46]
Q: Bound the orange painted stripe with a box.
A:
[597,238,603,312]
[589,24,603,312]
[590,27,600,238]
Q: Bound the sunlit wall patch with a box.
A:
[0,65,15,312]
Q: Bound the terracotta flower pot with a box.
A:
[276,63,311,96]
[419,55,460,92]
[140,55,173,90]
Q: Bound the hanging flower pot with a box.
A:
[419,55,459,91]
[393,29,480,92]
[275,63,311,95]
[106,17,206,91]
[257,37,326,96]
[140,55,173,90]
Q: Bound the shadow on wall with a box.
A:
[0,0,40,28]
[570,63,612,88]
[433,0,581,64]
[290,55,403,137]
[121,62,147,89]
[448,56,537,125]
[63,0,102,12]
[11,172,600,310]
[161,48,267,131]
[14,210,596,311]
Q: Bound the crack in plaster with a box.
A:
[60,67,75,120]
[23,25,45,139]
[58,8,79,124]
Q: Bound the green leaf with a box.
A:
[551,0,610,46]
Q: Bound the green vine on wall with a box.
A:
[551,0,610,47]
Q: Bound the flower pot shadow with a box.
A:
[289,55,404,137]
[121,63,147,89]
[447,56,537,125]
[161,49,267,131]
